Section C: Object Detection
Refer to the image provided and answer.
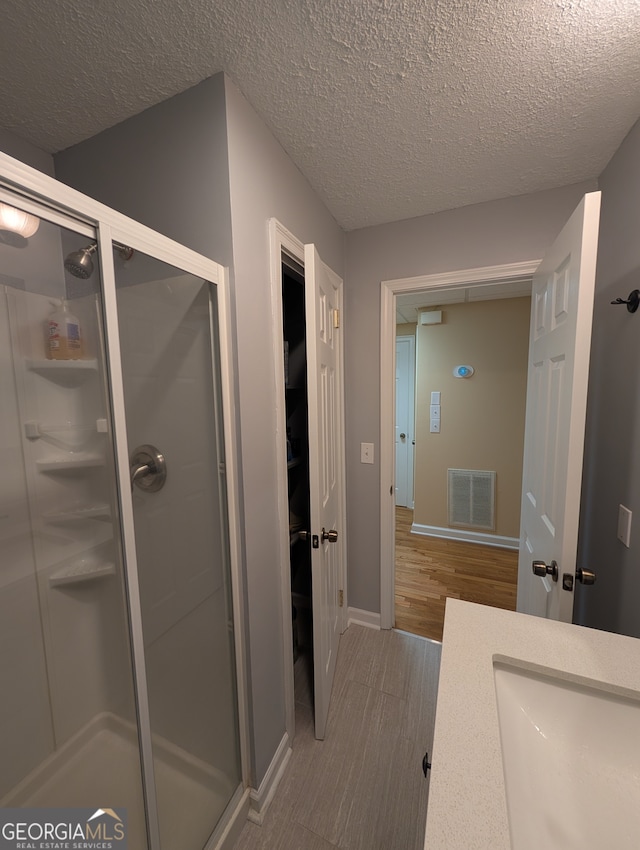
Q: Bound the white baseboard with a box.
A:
[205,786,250,850]
[410,522,519,550]
[347,607,381,630]
[248,732,292,825]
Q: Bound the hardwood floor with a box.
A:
[394,507,518,642]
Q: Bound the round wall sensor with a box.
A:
[453,365,474,378]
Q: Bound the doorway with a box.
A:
[380,261,540,631]
[281,254,315,725]
[393,290,530,640]
[270,220,347,748]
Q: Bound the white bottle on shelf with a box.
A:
[45,299,83,360]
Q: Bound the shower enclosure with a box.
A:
[0,154,247,850]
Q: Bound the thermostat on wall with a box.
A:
[453,365,474,378]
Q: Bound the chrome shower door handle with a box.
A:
[131,462,151,486]
[130,444,167,492]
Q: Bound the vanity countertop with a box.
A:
[423,598,640,849]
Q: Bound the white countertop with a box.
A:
[423,598,640,849]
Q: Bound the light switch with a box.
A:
[430,419,440,433]
[361,442,374,464]
[430,404,441,419]
[431,391,441,404]
[617,504,632,548]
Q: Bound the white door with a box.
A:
[304,243,345,740]
[395,335,415,508]
[517,192,601,622]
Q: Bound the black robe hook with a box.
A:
[611,289,640,313]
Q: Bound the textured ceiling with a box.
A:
[1,0,640,230]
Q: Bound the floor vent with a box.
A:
[448,469,496,531]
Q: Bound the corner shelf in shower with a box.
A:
[37,454,106,472]
[43,503,111,522]
[49,558,116,588]
[26,358,99,386]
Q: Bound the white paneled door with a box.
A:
[517,192,601,622]
[395,335,415,508]
[304,244,345,740]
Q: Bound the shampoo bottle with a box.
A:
[46,300,83,360]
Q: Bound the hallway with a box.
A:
[394,507,519,641]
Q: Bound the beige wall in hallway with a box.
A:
[414,297,531,538]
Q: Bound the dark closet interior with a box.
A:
[282,258,314,707]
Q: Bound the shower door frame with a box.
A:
[0,151,251,849]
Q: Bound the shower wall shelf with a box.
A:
[43,503,111,522]
[37,454,106,472]
[26,358,99,386]
[49,559,116,588]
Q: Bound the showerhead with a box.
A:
[64,242,97,279]
[64,241,134,279]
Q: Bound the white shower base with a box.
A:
[2,712,238,850]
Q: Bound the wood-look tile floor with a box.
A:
[394,507,518,642]
[232,625,442,850]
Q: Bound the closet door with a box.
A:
[304,244,346,740]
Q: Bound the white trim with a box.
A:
[0,185,95,237]
[97,222,161,848]
[268,218,304,749]
[380,260,541,629]
[247,733,292,825]
[217,265,252,791]
[203,786,251,850]
[347,607,381,630]
[384,260,539,291]
[410,522,519,550]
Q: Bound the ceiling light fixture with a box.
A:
[0,202,40,238]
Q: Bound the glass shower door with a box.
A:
[112,248,242,850]
[0,202,148,845]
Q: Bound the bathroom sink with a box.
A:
[493,659,640,850]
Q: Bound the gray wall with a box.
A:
[575,117,640,638]
[344,180,597,614]
[224,76,344,782]
[54,73,345,788]
[55,75,233,267]
[0,128,55,176]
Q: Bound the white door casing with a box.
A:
[517,192,601,622]
[395,335,415,508]
[379,261,540,629]
[305,243,346,740]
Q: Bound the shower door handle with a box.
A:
[131,463,151,486]
[130,444,167,492]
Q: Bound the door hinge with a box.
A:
[333,308,340,329]
[339,589,344,607]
